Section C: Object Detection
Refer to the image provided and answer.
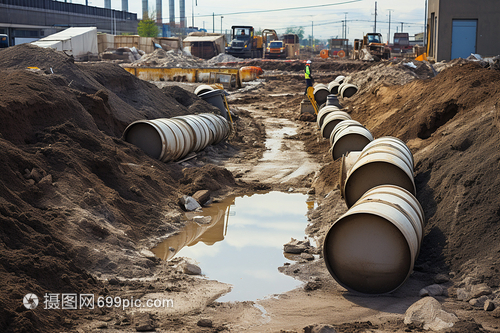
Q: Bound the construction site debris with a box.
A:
[130,48,205,68]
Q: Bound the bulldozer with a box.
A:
[352,33,391,61]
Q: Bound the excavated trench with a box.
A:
[150,103,321,302]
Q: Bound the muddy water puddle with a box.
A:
[152,191,315,302]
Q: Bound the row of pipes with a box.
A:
[315,76,425,294]
[123,85,231,162]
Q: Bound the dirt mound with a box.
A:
[344,60,435,95]
[0,44,202,142]
[0,45,243,333]
[322,62,500,286]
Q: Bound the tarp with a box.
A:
[32,27,98,59]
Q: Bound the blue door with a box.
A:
[451,19,477,59]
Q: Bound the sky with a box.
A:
[66,0,427,43]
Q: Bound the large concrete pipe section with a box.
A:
[334,75,345,84]
[313,83,330,105]
[320,111,352,139]
[330,120,374,160]
[317,105,341,128]
[343,137,415,208]
[328,81,341,95]
[339,83,359,99]
[123,113,230,162]
[198,89,229,120]
[323,185,425,294]
[326,94,341,108]
[339,151,362,199]
[194,84,214,96]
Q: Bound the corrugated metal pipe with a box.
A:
[123,113,230,162]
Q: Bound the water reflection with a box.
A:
[152,191,314,302]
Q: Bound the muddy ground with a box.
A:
[0,44,499,333]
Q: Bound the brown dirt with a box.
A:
[0,44,247,333]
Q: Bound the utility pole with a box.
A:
[401,22,404,32]
[311,20,314,49]
[212,12,214,33]
[387,9,393,44]
[424,0,427,48]
[220,16,223,34]
[374,1,377,33]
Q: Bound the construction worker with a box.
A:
[304,60,312,95]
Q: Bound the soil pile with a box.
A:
[0,44,217,142]
[344,60,435,95]
[318,62,500,288]
[0,45,239,333]
[206,53,241,64]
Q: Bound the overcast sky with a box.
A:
[69,0,426,43]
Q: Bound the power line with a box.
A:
[194,0,362,18]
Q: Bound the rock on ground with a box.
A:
[404,297,459,331]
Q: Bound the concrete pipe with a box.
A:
[199,89,228,120]
[323,184,425,294]
[344,145,416,208]
[329,120,364,145]
[313,83,330,105]
[326,94,342,108]
[331,123,374,160]
[339,151,362,199]
[194,84,214,96]
[340,83,359,99]
[334,75,345,85]
[123,113,231,162]
[327,81,341,95]
[320,111,352,139]
[362,137,414,170]
[317,105,341,128]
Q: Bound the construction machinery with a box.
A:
[0,34,8,48]
[225,26,263,59]
[352,33,391,61]
[391,33,412,54]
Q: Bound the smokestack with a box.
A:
[179,0,185,28]
[142,0,148,19]
[169,0,175,28]
[104,0,111,9]
[122,0,128,12]
[156,0,162,25]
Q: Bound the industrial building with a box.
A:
[427,0,500,61]
[0,0,137,46]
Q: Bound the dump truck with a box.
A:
[391,33,412,54]
[352,33,391,61]
[225,26,263,59]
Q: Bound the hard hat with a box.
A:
[306,60,311,64]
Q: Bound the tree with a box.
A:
[137,12,159,37]
[285,26,305,40]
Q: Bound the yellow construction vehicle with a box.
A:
[226,26,263,59]
[352,33,391,61]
